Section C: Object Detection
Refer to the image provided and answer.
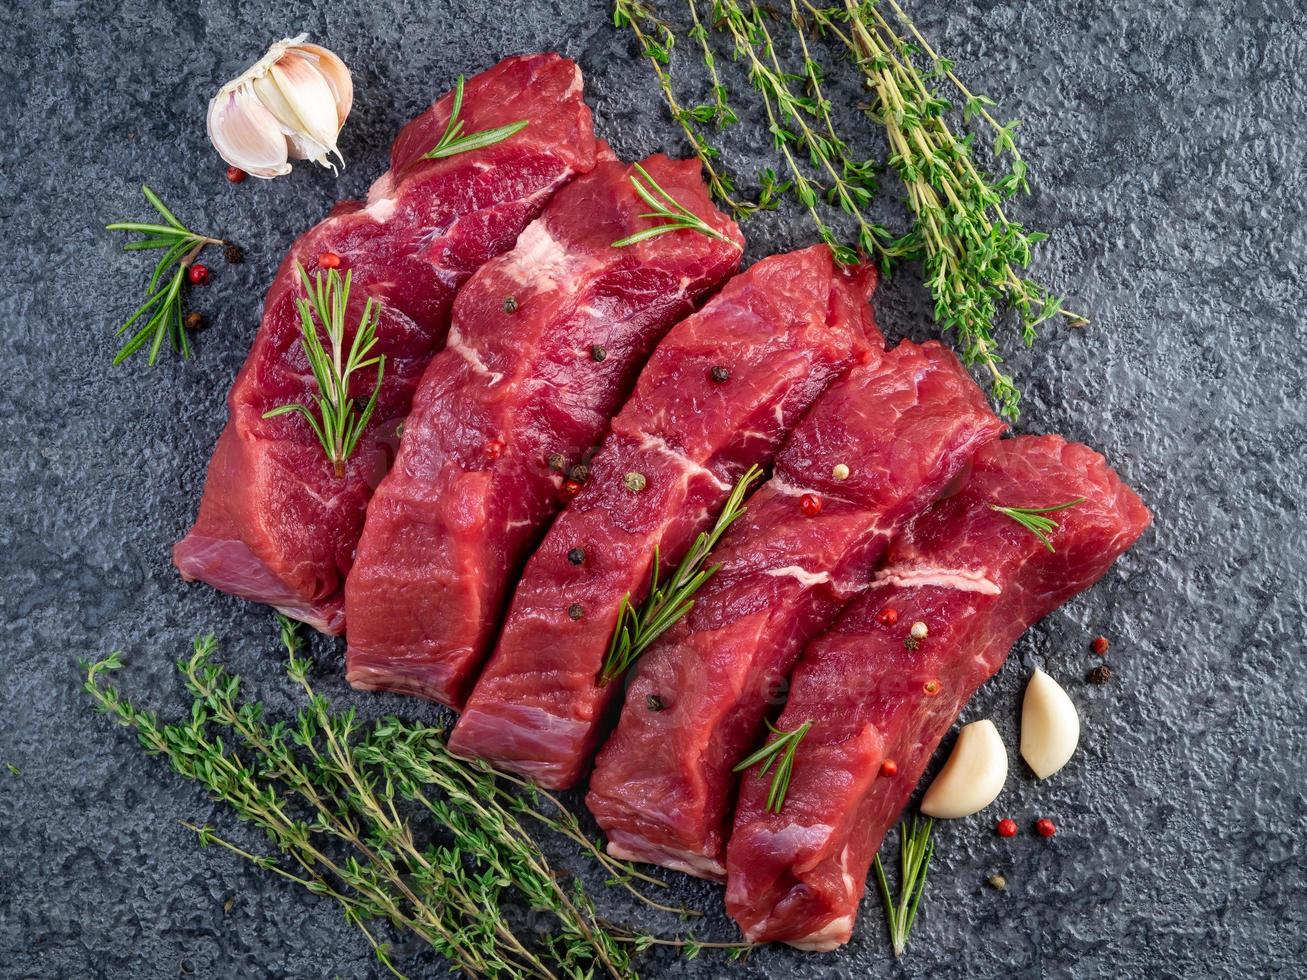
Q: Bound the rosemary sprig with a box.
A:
[732,718,811,813]
[872,814,934,957]
[424,74,529,159]
[612,162,736,247]
[989,497,1085,551]
[262,266,385,477]
[600,464,762,682]
[105,184,224,366]
[84,620,692,979]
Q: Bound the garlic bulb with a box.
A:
[920,719,1008,819]
[207,35,353,179]
[1020,667,1081,779]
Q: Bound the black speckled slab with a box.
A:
[1,1,1304,977]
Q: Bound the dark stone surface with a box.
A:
[1,0,1303,977]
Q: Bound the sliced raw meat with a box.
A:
[173,54,599,634]
[725,435,1151,949]
[450,246,882,787]
[586,341,1005,878]
[343,155,744,708]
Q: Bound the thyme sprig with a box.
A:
[424,74,529,160]
[612,163,736,247]
[732,718,811,813]
[84,619,714,979]
[989,497,1085,551]
[614,0,758,215]
[105,184,224,366]
[600,464,762,682]
[263,266,385,477]
[872,814,935,957]
[613,0,1085,419]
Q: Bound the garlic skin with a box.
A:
[207,35,353,179]
[1020,667,1081,779]
[920,719,1008,819]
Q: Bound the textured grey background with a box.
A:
[0,0,1303,977]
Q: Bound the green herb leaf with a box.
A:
[612,162,736,247]
[106,185,223,366]
[989,497,1085,551]
[732,718,812,813]
[873,814,935,957]
[82,618,720,979]
[600,464,762,682]
[262,266,386,477]
[424,74,529,160]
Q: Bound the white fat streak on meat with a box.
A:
[496,219,574,290]
[873,564,1001,595]
[764,565,831,588]
[605,838,726,880]
[446,325,504,385]
[365,194,396,223]
[635,431,730,491]
[564,62,583,98]
[766,475,815,498]
[786,914,856,952]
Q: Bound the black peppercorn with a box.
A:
[223,243,244,265]
[503,296,518,313]
[568,603,584,621]
[647,694,664,712]
[569,463,590,483]
[710,365,730,383]
[623,471,647,492]
[590,345,607,362]
[567,547,585,566]
[1088,664,1113,684]
[184,312,207,331]
[547,452,566,472]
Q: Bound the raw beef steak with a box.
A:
[725,435,1151,948]
[173,54,598,633]
[586,341,1005,878]
[450,246,881,786]
[344,155,743,707]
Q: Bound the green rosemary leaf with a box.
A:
[873,814,935,957]
[989,497,1085,551]
[600,464,762,682]
[732,719,812,814]
[612,162,735,247]
[106,185,223,366]
[262,266,386,477]
[423,74,529,160]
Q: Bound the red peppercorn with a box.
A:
[922,679,941,697]
[226,165,247,183]
[879,759,898,778]
[187,264,210,285]
[799,493,822,517]
[319,251,342,270]
[562,479,582,499]
[996,818,1018,838]
[1091,635,1110,655]
[876,607,899,627]
[484,439,505,460]
[1035,818,1056,838]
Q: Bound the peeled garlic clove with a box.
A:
[1020,667,1080,779]
[207,35,352,179]
[207,85,291,179]
[920,719,1008,819]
